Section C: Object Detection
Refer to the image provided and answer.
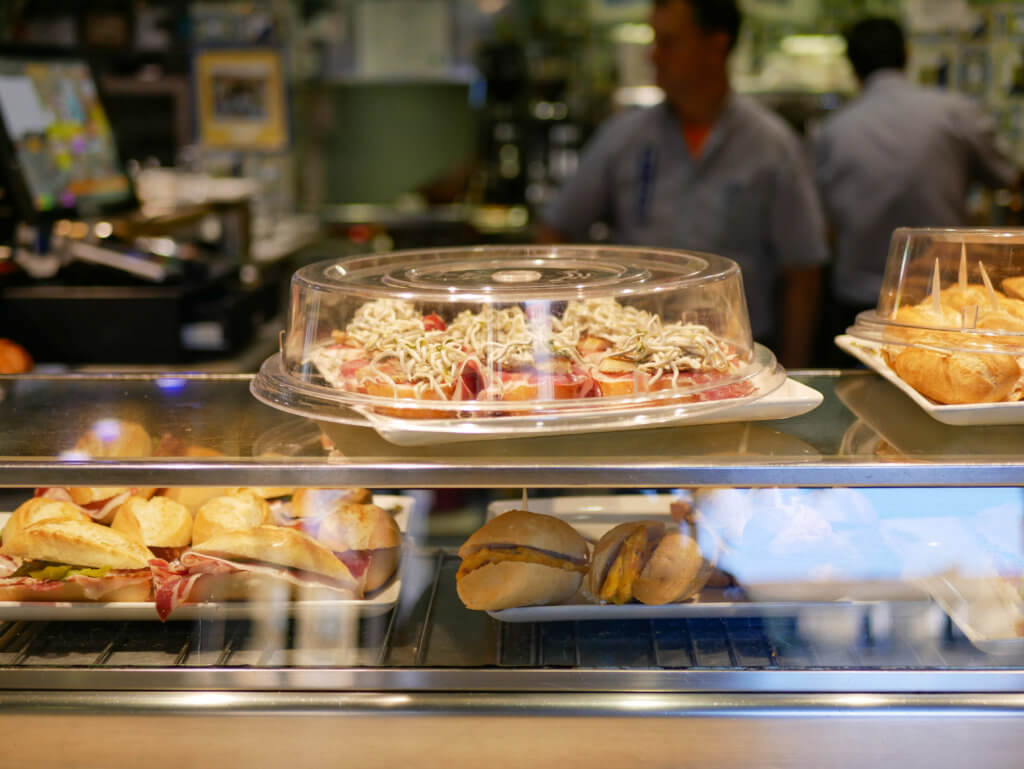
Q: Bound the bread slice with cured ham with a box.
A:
[150,525,361,621]
[0,498,155,602]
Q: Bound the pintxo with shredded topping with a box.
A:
[308,297,752,418]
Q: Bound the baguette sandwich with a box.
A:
[151,524,361,620]
[0,498,154,602]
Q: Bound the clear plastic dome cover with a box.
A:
[253,245,784,429]
[850,228,1024,355]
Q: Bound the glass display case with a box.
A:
[0,370,1022,769]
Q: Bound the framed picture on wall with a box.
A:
[194,47,289,152]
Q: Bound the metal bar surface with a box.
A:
[2,692,1024,769]
[2,461,1024,487]
[3,666,1024,693]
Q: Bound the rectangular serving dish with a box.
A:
[0,494,412,621]
[835,334,1024,426]
[484,494,929,623]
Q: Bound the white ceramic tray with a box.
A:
[835,334,1024,426]
[917,572,1024,655]
[0,494,412,621]
[340,377,822,447]
[482,494,924,623]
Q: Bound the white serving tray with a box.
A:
[917,571,1024,655]
[345,377,822,447]
[0,494,412,621]
[482,494,925,623]
[835,334,1024,426]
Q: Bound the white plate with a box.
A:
[835,334,1024,426]
[917,572,1024,655]
[340,378,822,447]
[0,494,413,621]
[483,494,923,623]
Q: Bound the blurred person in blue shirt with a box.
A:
[814,17,1019,358]
[539,0,828,367]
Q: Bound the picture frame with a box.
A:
[193,47,289,152]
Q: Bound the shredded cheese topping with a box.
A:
[309,297,741,403]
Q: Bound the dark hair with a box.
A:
[657,0,742,52]
[844,17,906,80]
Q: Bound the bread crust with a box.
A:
[160,486,237,515]
[456,560,582,610]
[1002,276,1024,301]
[1,519,154,570]
[458,509,588,561]
[112,496,192,548]
[192,525,357,586]
[290,488,374,519]
[888,346,1020,404]
[192,490,271,544]
[316,503,401,551]
[633,529,712,605]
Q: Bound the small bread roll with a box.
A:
[67,420,155,517]
[456,510,589,611]
[111,496,192,548]
[74,420,152,457]
[289,488,374,519]
[586,520,712,606]
[192,490,271,545]
[888,346,1021,404]
[1001,276,1024,301]
[316,502,401,593]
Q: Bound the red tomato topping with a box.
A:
[422,313,446,331]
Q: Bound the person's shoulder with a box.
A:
[592,104,665,143]
[728,93,802,149]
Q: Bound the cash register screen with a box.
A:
[0,57,134,218]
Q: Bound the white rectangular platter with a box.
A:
[354,377,823,446]
[484,494,928,623]
[0,493,412,621]
[835,334,1024,426]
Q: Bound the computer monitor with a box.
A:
[0,54,137,223]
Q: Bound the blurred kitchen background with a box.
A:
[1,0,1022,367]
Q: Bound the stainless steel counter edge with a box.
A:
[4,667,1024,692]
[3,689,1024,715]
[3,460,1024,487]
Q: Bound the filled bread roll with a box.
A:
[1,503,154,571]
[456,510,589,611]
[887,345,1021,404]
[315,502,402,593]
[586,520,712,605]
[192,490,271,545]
